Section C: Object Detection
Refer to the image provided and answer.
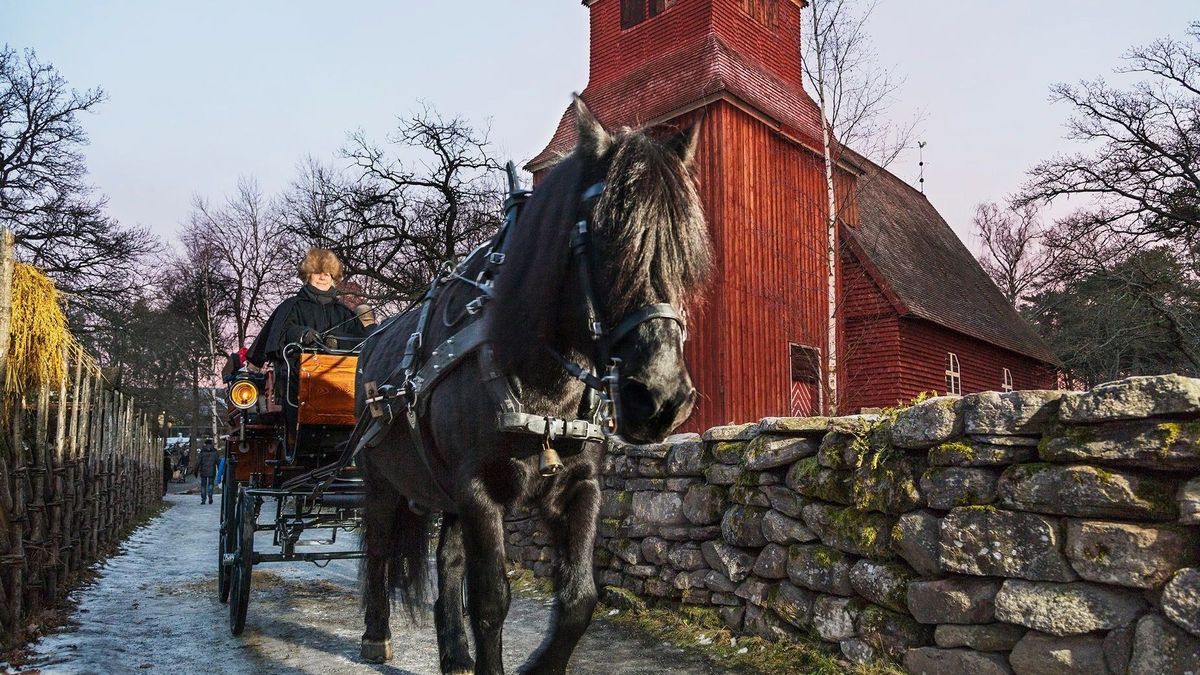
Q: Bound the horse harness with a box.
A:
[357,165,686,507]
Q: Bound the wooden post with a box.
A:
[0,229,14,389]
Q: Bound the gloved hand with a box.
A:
[301,329,321,346]
[324,336,339,350]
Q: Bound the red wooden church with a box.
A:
[528,0,1058,430]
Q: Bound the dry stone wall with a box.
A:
[503,375,1200,674]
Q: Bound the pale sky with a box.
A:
[3,1,1197,249]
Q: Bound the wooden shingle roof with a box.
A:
[847,162,1060,366]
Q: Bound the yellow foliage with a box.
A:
[5,263,74,395]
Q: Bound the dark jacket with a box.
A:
[195,446,219,478]
[246,284,366,365]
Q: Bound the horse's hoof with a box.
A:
[361,638,393,663]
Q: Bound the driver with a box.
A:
[245,248,370,439]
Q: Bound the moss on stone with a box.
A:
[811,545,840,567]
[931,441,976,464]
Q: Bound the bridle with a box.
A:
[542,179,688,437]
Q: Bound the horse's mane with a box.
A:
[486,126,712,369]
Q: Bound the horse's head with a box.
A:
[489,97,712,444]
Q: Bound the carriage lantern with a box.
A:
[228,379,259,410]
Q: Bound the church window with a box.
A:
[740,0,778,30]
[945,353,961,395]
[1002,367,1013,392]
[622,0,675,29]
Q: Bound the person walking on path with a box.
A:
[162,450,173,495]
[195,440,219,504]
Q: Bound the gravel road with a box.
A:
[18,486,726,675]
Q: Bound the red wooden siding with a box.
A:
[841,248,904,411]
[681,100,836,431]
[899,318,1056,398]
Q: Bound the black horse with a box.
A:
[354,97,713,674]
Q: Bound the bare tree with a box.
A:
[973,201,1053,305]
[1018,21,1200,267]
[187,177,293,347]
[803,0,916,413]
[0,46,155,324]
[279,106,504,310]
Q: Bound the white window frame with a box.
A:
[945,353,961,395]
[1002,367,1013,392]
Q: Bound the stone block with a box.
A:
[700,540,754,583]
[1039,419,1200,470]
[1058,374,1200,422]
[664,477,698,492]
[657,525,721,541]
[994,579,1147,636]
[892,509,944,577]
[971,434,1041,446]
[785,457,853,504]
[934,623,1026,652]
[786,544,855,596]
[761,509,817,545]
[752,542,789,579]
[637,457,666,477]
[907,577,1002,625]
[998,463,1179,520]
[963,390,1063,436]
[665,439,708,476]
[855,604,934,659]
[851,452,925,514]
[744,433,818,470]
[1128,613,1200,675]
[812,594,863,642]
[728,484,771,508]
[626,478,668,491]
[640,536,669,565]
[719,605,745,631]
[762,485,806,519]
[703,570,737,593]
[666,543,707,571]
[840,638,877,664]
[929,440,1036,467]
[770,582,815,629]
[672,569,708,590]
[710,591,740,606]
[849,559,917,613]
[939,507,1078,582]
[818,430,864,470]
[742,605,800,642]
[1162,568,1200,637]
[1103,624,1135,675]
[802,502,895,558]
[1008,631,1107,675]
[721,504,769,547]
[642,577,674,596]
[921,466,1000,509]
[735,577,774,606]
[903,647,1014,675]
[599,489,633,519]
[703,463,742,486]
[610,538,641,566]
[711,440,747,464]
[1065,520,1198,588]
[756,416,836,434]
[630,491,687,526]
[702,423,756,441]
[1182,477,1200,525]
[623,440,672,458]
[891,396,963,449]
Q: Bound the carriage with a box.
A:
[217,342,367,636]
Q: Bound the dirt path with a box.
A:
[18,487,725,674]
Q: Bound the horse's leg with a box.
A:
[460,483,510,675]
[435,513,473,674]
[361,488,398,663]
[520,477,601,675]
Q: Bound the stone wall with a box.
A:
[503,375,1200,674]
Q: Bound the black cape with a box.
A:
[245,285,366,366]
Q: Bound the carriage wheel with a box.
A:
[229,487,255,636]
[217,465,238,603]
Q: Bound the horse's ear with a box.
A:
[666,119,702,167]
[573,94,611,159]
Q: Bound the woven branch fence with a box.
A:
[0,229,164,649]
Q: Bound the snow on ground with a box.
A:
[18,481,722,675]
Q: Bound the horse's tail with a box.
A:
[363,497,436,622]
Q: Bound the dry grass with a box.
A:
[4,263,74,399]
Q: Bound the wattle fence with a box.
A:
[505,376,1200,674]
[0,230,164,650]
